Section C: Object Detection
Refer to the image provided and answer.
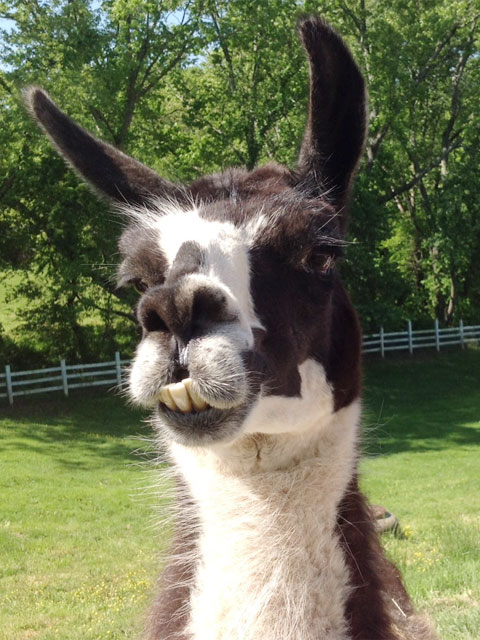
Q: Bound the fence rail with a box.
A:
[0,352,129,405]
[362,320,480,355]
[1,321,479,405]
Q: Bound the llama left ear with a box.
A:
[23,87,186,206]
[296,17,367,219]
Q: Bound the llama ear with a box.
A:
[296,17,367,212]
[23,87,185,206]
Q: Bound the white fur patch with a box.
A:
[243,359,334,435]
[170,400,361,640]
[128,333,171,406]
[156,205,262,338]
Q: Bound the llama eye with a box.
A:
[307,252,336,274]
[132,279,149,293]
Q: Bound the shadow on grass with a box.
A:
[0,388,154,467]
[363,348,480,456]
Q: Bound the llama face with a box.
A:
[119,202,259,445]
[117,177,348,445]
[25,17,366,446]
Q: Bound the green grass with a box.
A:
[361,349,480,639]
[0,350,479,639]
[0,393,166,640]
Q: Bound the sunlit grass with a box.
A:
[361,348,480,639]
[0,392,167,640]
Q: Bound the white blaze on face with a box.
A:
[127,204,263,409]
[156,207,263,343]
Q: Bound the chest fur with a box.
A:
[170,403,360,640]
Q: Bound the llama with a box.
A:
[25,16,438,640]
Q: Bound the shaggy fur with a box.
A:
[25,14,438,640]
[170,399,360,640]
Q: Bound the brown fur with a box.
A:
[144,480,197,640]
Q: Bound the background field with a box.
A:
[1,350,479,639]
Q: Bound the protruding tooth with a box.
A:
[190,390,208,412]
[169,381,192,413]
[184,378,208,411]
[158,387,176,411]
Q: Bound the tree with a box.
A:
[172,0,480,328]
[1,0,480,365]
[301,0,480,328]
[0,0,199,363]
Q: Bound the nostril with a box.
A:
[191,287,234,332]
[137,288,171,335]
[139,307,169,334]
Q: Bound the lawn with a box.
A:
[0,349,479,639]
[0,393,165,640]
[361,349,480,639]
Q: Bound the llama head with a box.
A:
[25,17,366,447]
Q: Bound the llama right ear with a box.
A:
[296,17,367,215]
[23,87,185,206]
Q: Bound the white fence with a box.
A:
[0,352,129,405]
[1,321,479,405]
[363,320,480,356]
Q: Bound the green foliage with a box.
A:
[0,0,199,363]
[175,0,307,171]
[1,0,480,363]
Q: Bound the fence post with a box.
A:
[380,326,385,358]
[434,318,440,352]
[459,319,465,349]
[408,320,413,355]
[5,364,13,406]
[115,351,122,385]
[60,359,69,397]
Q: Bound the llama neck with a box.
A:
[170,401,361,640]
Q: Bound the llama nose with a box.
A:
[137,282,234,343]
